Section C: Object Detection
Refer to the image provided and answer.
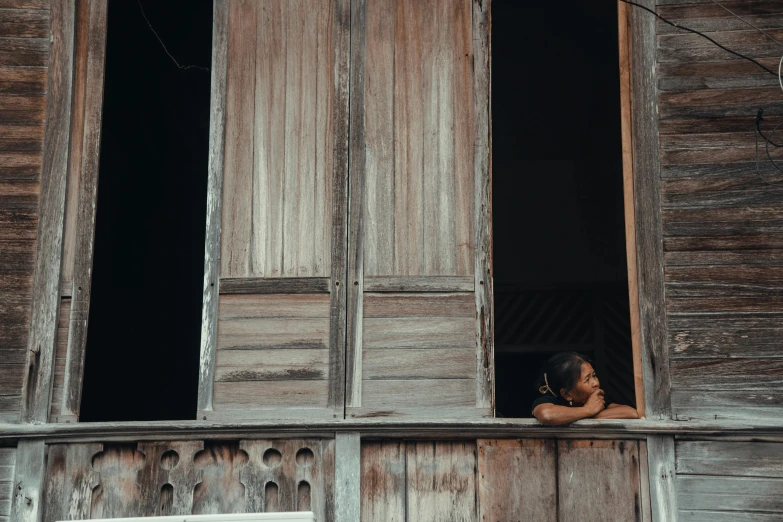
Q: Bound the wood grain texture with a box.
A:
[20,0,74,423]
[10,440,45,522]
[241,439,335,521]
[406,441,476,522]
[198,0,229,414]
[647,435,678,522]
[477,439,556,522]
[136,441,203,516]
[191,442,247,515]
[360,441,405,522]
[678,475,783,514]
[363,276,474,293]
[335,433,360,522]
[677,441,783,478]
[220,0,338,279]
[61,0,107,421]
[48,297,68,421]
[558,439,644,522]
[631,0,670,420]
[219,277,330,294]
[42,443,101,522]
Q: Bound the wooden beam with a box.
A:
[617,0,646,420]
[219,277,330,294]
[21,0,77,423]
[345,0,367,411]
[334,433,361,522]
[363,276,474,293]
[630,0,671,420]
[647,435,678,522]
[473,0,493,413]
[197,0,229,415]
[10,440,46,522]
[328,0,351,413]
[60,0,108,423]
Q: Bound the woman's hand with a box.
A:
[594,404,640,420]
[583,389,606,416]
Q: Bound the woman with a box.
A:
[532,352,639,425]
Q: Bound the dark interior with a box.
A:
[492,0,637,417]
[80,0,213,421]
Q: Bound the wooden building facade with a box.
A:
[0,0,781,521]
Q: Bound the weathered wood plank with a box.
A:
[363,317,475,349]
[360,379,476,410]
[363,276,474,293]
[42,443,100,522]
[0,38,48,67]
[672,389,783,422]
[631,0,670,420]
[192,442,247,515]
[216,348,329,382]
[679,510,783,522]
[213,380,329,409]
[360,441,404,522]
[217,317,330,350]
[48,296,68,420]
[62,0,107,422]
[558,440,644,522]
[664,250,783,266]
[406,441,476,522]
[671,358,783,389]
[477,439,556,522]
[219,277,330,295]
[219,293,330,320]
[363,292,475,317]
[648,435,678,522]
[198,0,229,414]
[335,433,360,522]
[20,0,74,423]
[136,440,202,516]
[220,0,255,278]
[677,441,783,478]
[678,475,783,513]
[10,440,45,522]
[0,9,49,38]
[362,348,474,379]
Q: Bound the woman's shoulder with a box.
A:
[531,394,566,414]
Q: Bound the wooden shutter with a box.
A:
[198,0,350,421]
[345,0,492,419]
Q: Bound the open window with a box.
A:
[492,0,642,418]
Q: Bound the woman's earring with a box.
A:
[569,400,573,406]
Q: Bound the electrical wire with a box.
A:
[137,0,210,72]
[710,0,783,48]
[619,0,778,77]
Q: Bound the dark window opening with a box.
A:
[79,0,213,421]
[492,0,637,418]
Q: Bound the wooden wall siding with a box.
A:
[42,439,335,520]
[361,441,476,522]
[0,447,16,521]
[0,1,49,423]
[220,0,337,279]
[360,0,473,277]
[209,293,339,419]
[349,293,484,419]
[654,0,783,422]
[477,439,557,522]
[676,441,783,521]
[48,297,68,421]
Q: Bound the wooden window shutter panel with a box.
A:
[198,0,351,421]
[345,0,492,419]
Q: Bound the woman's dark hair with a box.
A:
[535,352,592,399]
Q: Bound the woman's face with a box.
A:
[561,362,600,406]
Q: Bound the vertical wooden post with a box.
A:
[11,440,46,522]
[21,0,77,423]
[60,0,109,422]
[647,435,678,522]
[197,0,230,416]
[335,433,361,522]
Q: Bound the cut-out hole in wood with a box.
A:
[159,483,173,516]
[265,481,279,512]
[192,442,249,514]
[295,447,314,467]
[297,481,311,511]
[161,449,180,470]
[90,445,146,519]
[263,448,283,468]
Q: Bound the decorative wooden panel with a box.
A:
[42,439,335,520]
[361,441,476,522]
[477,439,557,522]
[210,293,338,420]
[220,0,339,279]
[0,2,50,424]
[676,441,783,521]
[557,440,644,522]
[346,0,491,420]
[0,447,15,521]
[201,0,349,419]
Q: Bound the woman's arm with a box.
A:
[593,404,640,419]
[532,404,596,425]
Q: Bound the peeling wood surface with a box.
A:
[10,440,45,522]
[477,439,556,522]
[335,433,359,522]
[648,435,678,522]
